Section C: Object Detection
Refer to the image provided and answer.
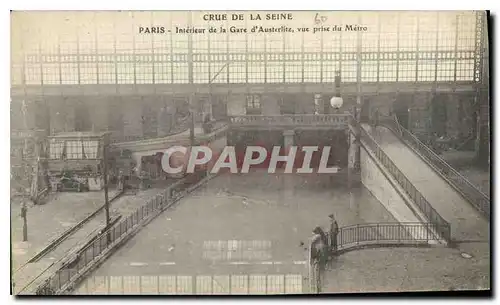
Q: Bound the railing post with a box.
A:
[356,224,359,246]
[398,223,401,243]
[83,246,87,266]
[426,223,429,243]
[339,228,343,248]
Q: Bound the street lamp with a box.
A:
[330,71,343,110]
[21,198,28,242]
[102,136,111,239]
[330,96,344,109]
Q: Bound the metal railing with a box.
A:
[229,114,349,128]
[109,114,192,144]
[193,123,229,145]
[308,222,449,293]
[381,115,490,218]
[350,117,451,241]
[109,121,229,151]
[34,171,210,295]
[335,222,446,246]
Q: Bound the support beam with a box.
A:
[188,12,195,145]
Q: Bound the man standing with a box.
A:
[117,170,124,191]
[328,214,339,254]
[311,227,328,268]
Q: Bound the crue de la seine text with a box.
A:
[202,13,293,21]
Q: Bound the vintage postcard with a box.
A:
[10,10,490,296]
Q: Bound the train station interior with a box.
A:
[10,11,490,295]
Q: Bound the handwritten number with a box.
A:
[314,13,328,25]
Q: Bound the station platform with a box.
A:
[11,182,172,294]
[322,246,489,293]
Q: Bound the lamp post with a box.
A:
[21,198,28,242]
[330,71,343,111]
[20,100,30,242]
[330,96,344,110]
[102,138,110,231]
[188,12,195,146]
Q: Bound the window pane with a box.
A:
[61,63,78,84]
[42,64,60,85]
[83,141,98,159]
[229,62,246,83]
[49,141,64,159]
[66,141,83,159]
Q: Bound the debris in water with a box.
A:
[461,252,472,259]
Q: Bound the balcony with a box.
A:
[229,114,351,130]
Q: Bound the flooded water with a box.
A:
[75,170,397,294]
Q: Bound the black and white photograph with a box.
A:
[8,10,491,296]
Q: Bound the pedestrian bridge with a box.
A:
[229,114,350,131]
[109,114,351,175]
[307,222,449,293]
[109,114,350,154]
